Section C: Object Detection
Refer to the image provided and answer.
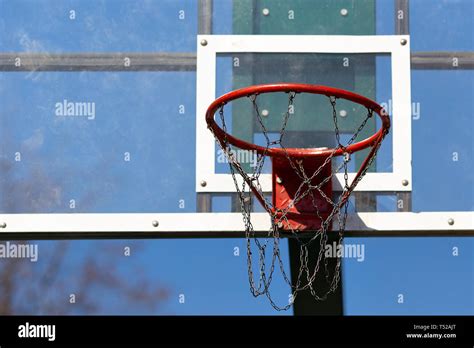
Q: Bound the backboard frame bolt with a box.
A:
[152,220,159,227]
[200,39,208,46]
[0,222,6,228]
[447,218,454,226]
[400,38,407,46]
[200,180,207,187]
[402,179,409,186]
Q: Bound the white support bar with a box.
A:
[0,212,472,237]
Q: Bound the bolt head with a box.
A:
[261,109,269,117]
[200,180,207,187]
[152,220,159,227]
[400,38,407,46]
[339,109,347,117]
[0,222,6,228]
[402,179,409,186]
[262,8,270,16]
[200,39,208,46]
[340,8,348,16]
[447,218,454,226]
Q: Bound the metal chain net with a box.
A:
[209,91,387,311]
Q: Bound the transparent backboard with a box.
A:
[0,0,472,236]
[0,0,472,317]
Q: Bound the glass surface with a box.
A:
[0,0,471,316]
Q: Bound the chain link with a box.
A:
[209,90,387,310]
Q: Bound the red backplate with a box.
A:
[272,155,333,231]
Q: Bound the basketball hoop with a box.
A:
[206,83,390,310]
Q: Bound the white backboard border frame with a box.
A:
[196,35,412,193]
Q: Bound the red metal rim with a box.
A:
[206,83,390,159]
